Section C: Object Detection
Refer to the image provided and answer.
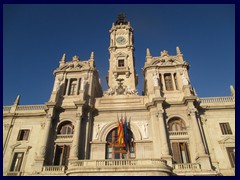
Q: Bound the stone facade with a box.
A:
[3,14,235,176]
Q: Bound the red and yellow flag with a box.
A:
[117,115,125,147]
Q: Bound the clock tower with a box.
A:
[105,13,138,96]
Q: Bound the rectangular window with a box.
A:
[10,152,24,172]
[118,59,125,67]
[17,129,30,141]
[172,142,191,163]
[164,74,174,91]
[220,123,232,135]
[226,147,235,167]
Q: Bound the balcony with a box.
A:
[66,159,173,176]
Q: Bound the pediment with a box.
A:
[151,57,181,66]
[57,61,90,71]
[218,136,235,144]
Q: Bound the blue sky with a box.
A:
[3,4,235,105]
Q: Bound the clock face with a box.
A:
[116,36,126,44]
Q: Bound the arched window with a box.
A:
[106,128,135,159]
[168,118,186,131]
[58,121,74,134]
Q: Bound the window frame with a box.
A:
[220,122,232,135]
[17,129,30,141]
[118,59,125,67]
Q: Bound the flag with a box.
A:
[124,114,129,149]
[117,114,125,147]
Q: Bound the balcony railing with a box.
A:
[3,106,11,112]
[42,166,65,173]
[6,172,21,176]
[56,134,73,139]
[173,163,201,171]
[16,105,46,111]
[199,96,234,103]
[69,159,167,168]
[169,131,188,136]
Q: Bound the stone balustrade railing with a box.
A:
[69,159,167,168]
[3,106,11,112]
[16,105,46,111]
[169,131,188,136]
[42,166,65,172]
[6,172,21,176]
[56,134,73,139]
[199,96,234,103]
[173,163,201,170]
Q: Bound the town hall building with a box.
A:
[3,14,235,176]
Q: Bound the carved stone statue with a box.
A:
[182,69,189,85]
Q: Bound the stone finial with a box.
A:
[59,53,66,67]
[72,55,80,61]
[146,48,152,62]
[90,51,94,60]
[230,85,235,97]
[146,48,151,57]
[60,53,66,62]
[14,95,20,105]
[161,50,168,57]
[176,46,181,55]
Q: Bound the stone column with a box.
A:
[188,107,211,170]
[161,74,166,91]
[69,113,82,160]
[65,78,70,95]
[34,115,52,172]
[149,107,161,158]
[39,116,52,159]
[189,108,205,154]
[171,73,176,90]
[156,104,172,166]
[76,78,80,95]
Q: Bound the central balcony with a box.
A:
[66,159,173,176]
